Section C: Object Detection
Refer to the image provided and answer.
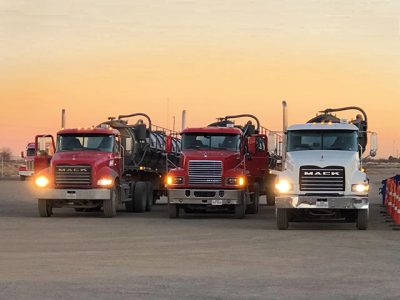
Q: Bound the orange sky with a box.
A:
[1,1,399,157]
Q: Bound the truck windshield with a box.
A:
[287,130,358,152]
[182,133,240,151]
[57,134,115,152]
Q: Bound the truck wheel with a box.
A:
[168,204,179,218]
[247,183,260,214]
[38,199,52,217]
[266,174,276,206]
[125,183,135,212]
[266,189,276,206]
[134,181,147,213]
[276,208,289,230]
[356,209,368,230]
[20,176,26,181]
[145,182,153,212]
[103,188,117,218]
[234,193,246,219]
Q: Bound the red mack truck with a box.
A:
[19,142,36,180]
[34,113,180,217]
[166,114,282,218]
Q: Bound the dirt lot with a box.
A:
[0,166,399,299]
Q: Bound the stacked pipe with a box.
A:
[381,176,400,226]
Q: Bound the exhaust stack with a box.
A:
[181,110,186,131]
[61,109,66,129]
[282,101,288,170]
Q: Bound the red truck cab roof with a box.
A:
[182,127,242,135]
[57,128,120,136]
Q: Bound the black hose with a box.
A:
[117,113,152,132]
[223,114,260,131]
[320,106,368,130]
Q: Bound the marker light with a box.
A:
[275,179,293,194]
[352,183,369,193]
[97,178,113,186]
[166,176,173,185]
[226,176,246,186]
[35,176,49,188]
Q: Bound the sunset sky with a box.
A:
[0,0,399,157]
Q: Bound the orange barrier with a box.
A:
[383,177,400,225]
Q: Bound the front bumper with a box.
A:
[19,170,34,177]
[36,188,111,201]
[276,195,369,209]
[168,189,242,205]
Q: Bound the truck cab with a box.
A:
[19,142,36,180]
[166,120,276,218]
[35,128,123,217]
[275,121,376,229]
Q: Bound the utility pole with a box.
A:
[1,155,3,177]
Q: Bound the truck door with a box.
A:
[246,135,269,177]
[34,135,55,173]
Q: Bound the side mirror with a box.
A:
[21,151,25,159]
[247,136,257,156]
[370,132,378,157]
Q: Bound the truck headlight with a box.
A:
[97,178,113,187]
[166,176,184,185]
[275,179,293,194]
[35,176,49,188]
[352,183,369,193]
[226,176,245,186]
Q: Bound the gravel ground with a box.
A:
[0,166,399,299]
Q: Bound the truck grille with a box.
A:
[27,160,34,171]
[55,165,92,187]
[300,166,345,192]
[188,160,222,185]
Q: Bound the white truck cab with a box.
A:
[275,104,377,230]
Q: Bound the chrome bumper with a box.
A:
[19,170,34,177]
[36,188,111,201]
[276,195,369,209]
[168,189,242,205]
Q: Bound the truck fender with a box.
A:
[96,166,120,186]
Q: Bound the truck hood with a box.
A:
[286,150,359,170]
[283,150,366,195]
[181,150,241,170]
[51,151,112,166]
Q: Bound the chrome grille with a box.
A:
[27,160,34,171]
[55,165,92,186]
[300,166,345,192]
[188,160,222,185]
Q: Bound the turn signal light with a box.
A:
[97,178,113,186]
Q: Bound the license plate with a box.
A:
[66,191,77,199]
[212,200,223,206]
[316,200,329,208]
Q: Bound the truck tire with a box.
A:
[168,204,179,218]
[356,209,368,230]
[20,175,26,181]
[125,182,135,212]
[276,208,289,230]
[247,183,260,214]
[145,181,153,212]
[234,193,246,219]
[38,199,52,217]
[266,174,276,206]
[103,188,117,218]
[266,190,276,206]
[134,181,147,213]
